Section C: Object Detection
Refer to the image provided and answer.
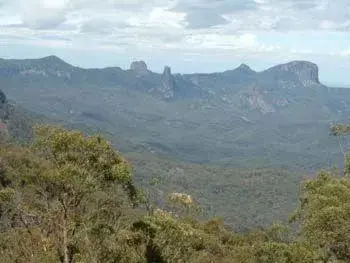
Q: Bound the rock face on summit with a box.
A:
[2,56,350,174]
[235,64,256,74]
[0,56,331,116]
[266,61,321,87]
[0,90,6,105]
[130,61,149,75]
[161,66,175,99]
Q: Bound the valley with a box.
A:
[1,56,350,229]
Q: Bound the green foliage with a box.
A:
[296,171,350,261]
[1,124,350,263]
[0,125,140,263]
[330,124,350,136]
[130,151,303,230]
[255,242,316,263]
[32,125,137,200]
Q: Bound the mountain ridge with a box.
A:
[0,55,326,104]
[0,55,349,171]
[0,55,322,81]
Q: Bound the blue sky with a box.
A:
[0,0,350,85]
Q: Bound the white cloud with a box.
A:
[339,49,350,57]
[0,0,349,76]
[18,0,68,29]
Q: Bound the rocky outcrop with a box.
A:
[240,86,276,114]
[161,66,175,99]
[130,61,149,76]
[235,63,255,74]
[0,90,6,105]
[265,61,320,87]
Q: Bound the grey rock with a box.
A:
[130,61,149,75]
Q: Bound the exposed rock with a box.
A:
[274,98,289,107]
[236,63,255,73]
[241,86,276,114]
[266,61,320,87]
[0,90,6,105]
[161,66,175,99]
[130,61,149,75]
[20,69,49,77]
[163,66,171,77]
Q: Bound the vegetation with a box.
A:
[0,90,35,143]
[1,57,350,172]
[129,152,303,231]
[0,125,350,262]
[0,89,306,231]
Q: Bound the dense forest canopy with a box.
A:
[0,124,349,263]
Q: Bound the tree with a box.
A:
[295,171,350,261]
[0,125,140,263]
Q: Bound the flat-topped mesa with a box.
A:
[130,60,149,75]
[267,61,321,87]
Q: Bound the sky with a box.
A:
[0,0,350,85]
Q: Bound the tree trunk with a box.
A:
[61,198,70,263]
[62,216,69,263]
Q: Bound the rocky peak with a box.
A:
[0,90,6,105]
[161,66,175,99]
[163,66,172,76]
[41,55,66,63]
[37,56,73,69]
[223,63,256,77]
[267,61,320,87]
[130,61,148,75]
[237,63,254,72]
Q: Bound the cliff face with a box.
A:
[0,56,330,116]
[0,90,6,105]
[161,66,175,99]
[264,61,321,88]
[130,61,149,76]
[1,56,350,173]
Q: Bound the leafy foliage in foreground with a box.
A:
[0,125,349,262]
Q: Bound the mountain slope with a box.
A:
[0,89,34,142]
[0,56,349,170]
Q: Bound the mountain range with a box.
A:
[1,55,349,170]
[2,55,350,229]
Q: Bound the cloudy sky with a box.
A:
[0,0,350,85]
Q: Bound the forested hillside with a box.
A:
[0,88,304,230]
[0,89,34,142]
[0,125,349,263]
[1,56,350,170]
